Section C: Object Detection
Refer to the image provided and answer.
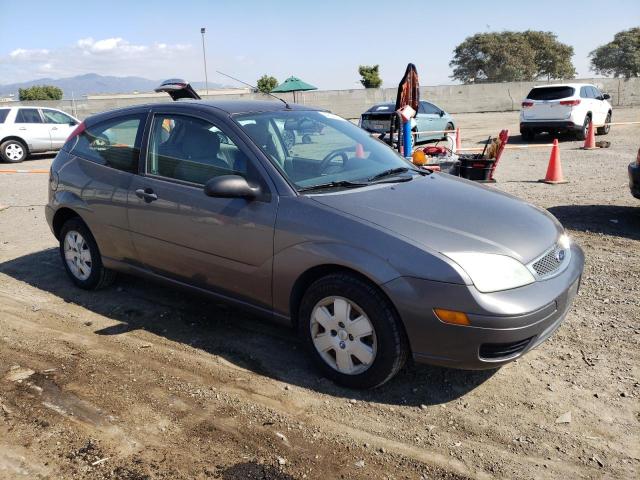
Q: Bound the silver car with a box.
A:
[46,93,584,389]
[0,106,80,163]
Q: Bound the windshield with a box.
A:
[234,110,415,191]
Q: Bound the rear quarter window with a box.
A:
[527,87,575,101]
[71,114,145,173]
[0,109,9,123]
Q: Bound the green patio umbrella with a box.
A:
[271,76,317,102]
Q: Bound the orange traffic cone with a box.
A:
[539,139,568,184]
[582,119,596,150]
[455,127,461,152]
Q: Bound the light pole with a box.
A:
[200,27,209,95]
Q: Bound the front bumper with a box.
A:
[629,162,640,199]
[520,120,581,133]
[383,243,584,369]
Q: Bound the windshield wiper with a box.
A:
[298,180,369,193]
[367,167,413,182]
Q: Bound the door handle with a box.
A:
[18,127,26,130]
[135,188,158,202]
[51,127,58,130]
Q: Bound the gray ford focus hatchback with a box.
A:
[46,83,584,388]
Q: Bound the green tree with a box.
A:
[589,27,640,78]
[522,31,576,80]
[358,65,382,88]
[450,31,576,83]
[256,75,278,94]
[18,85,64,101]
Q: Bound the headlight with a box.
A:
[444,252,535,293]
[558,233,571,249]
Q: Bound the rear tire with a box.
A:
[59,217,116,290]
[521,129,535,142]
[597,112,611,135]
[298,273,409,389]
[0,139,27,163]
[576,116,590,141]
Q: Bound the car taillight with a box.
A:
[521,101,534,108]
[560,99,581,106]
[637,148,640,166]
[66,122,86,142]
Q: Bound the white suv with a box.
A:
[519,83,612,141]
[0,106,80,163]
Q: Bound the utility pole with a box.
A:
[200,27,209,95]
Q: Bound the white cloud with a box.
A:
[9,48,50,59]
[76,38,94,48]
[1,37,195,84]
[76,37,149,54]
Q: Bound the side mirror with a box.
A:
[439,110,445,117]
[602,93,611,100]
[70,121,78,126]
[204,175,259,199]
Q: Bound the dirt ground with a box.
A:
[0,107,638,480]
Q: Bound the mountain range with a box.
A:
[0,73,228,98]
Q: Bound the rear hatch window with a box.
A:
[361,104,394,131]
[527,87,575,101]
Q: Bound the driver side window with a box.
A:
[43,109,75,124]
[420,102,441,115]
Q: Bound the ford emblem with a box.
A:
[555,249,566,262]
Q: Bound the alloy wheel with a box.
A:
[64,230,92,281]
[5,143,24,161]
[310,296,377,375]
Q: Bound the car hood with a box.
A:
[310,174,563,264]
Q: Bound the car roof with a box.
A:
[195,99,318,114]
[85,99,321,124]
[367,100,437,112]
[530,83,595,89]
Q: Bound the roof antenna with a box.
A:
[216,70,291,109]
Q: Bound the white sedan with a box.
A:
[0,106,80,163]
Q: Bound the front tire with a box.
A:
[597,112,611,135]
[443,122,454,141]
[298,274,409,389]
[0,139,27,163]
[59,217,115,290]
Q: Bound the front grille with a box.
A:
[479,337,533,360]
[531,243,566,278]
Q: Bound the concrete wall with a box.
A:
[11,77,640,120]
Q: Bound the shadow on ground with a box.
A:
[475,132,581,145]
[0,248,497,406]
[27,153,57,161]
[220,462,295,480]
[548,204,640,241]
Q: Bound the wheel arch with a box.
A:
[52,207,83,240]
[289,264,404,334]
[1,136,29,152]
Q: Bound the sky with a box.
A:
[0,0,638,89]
